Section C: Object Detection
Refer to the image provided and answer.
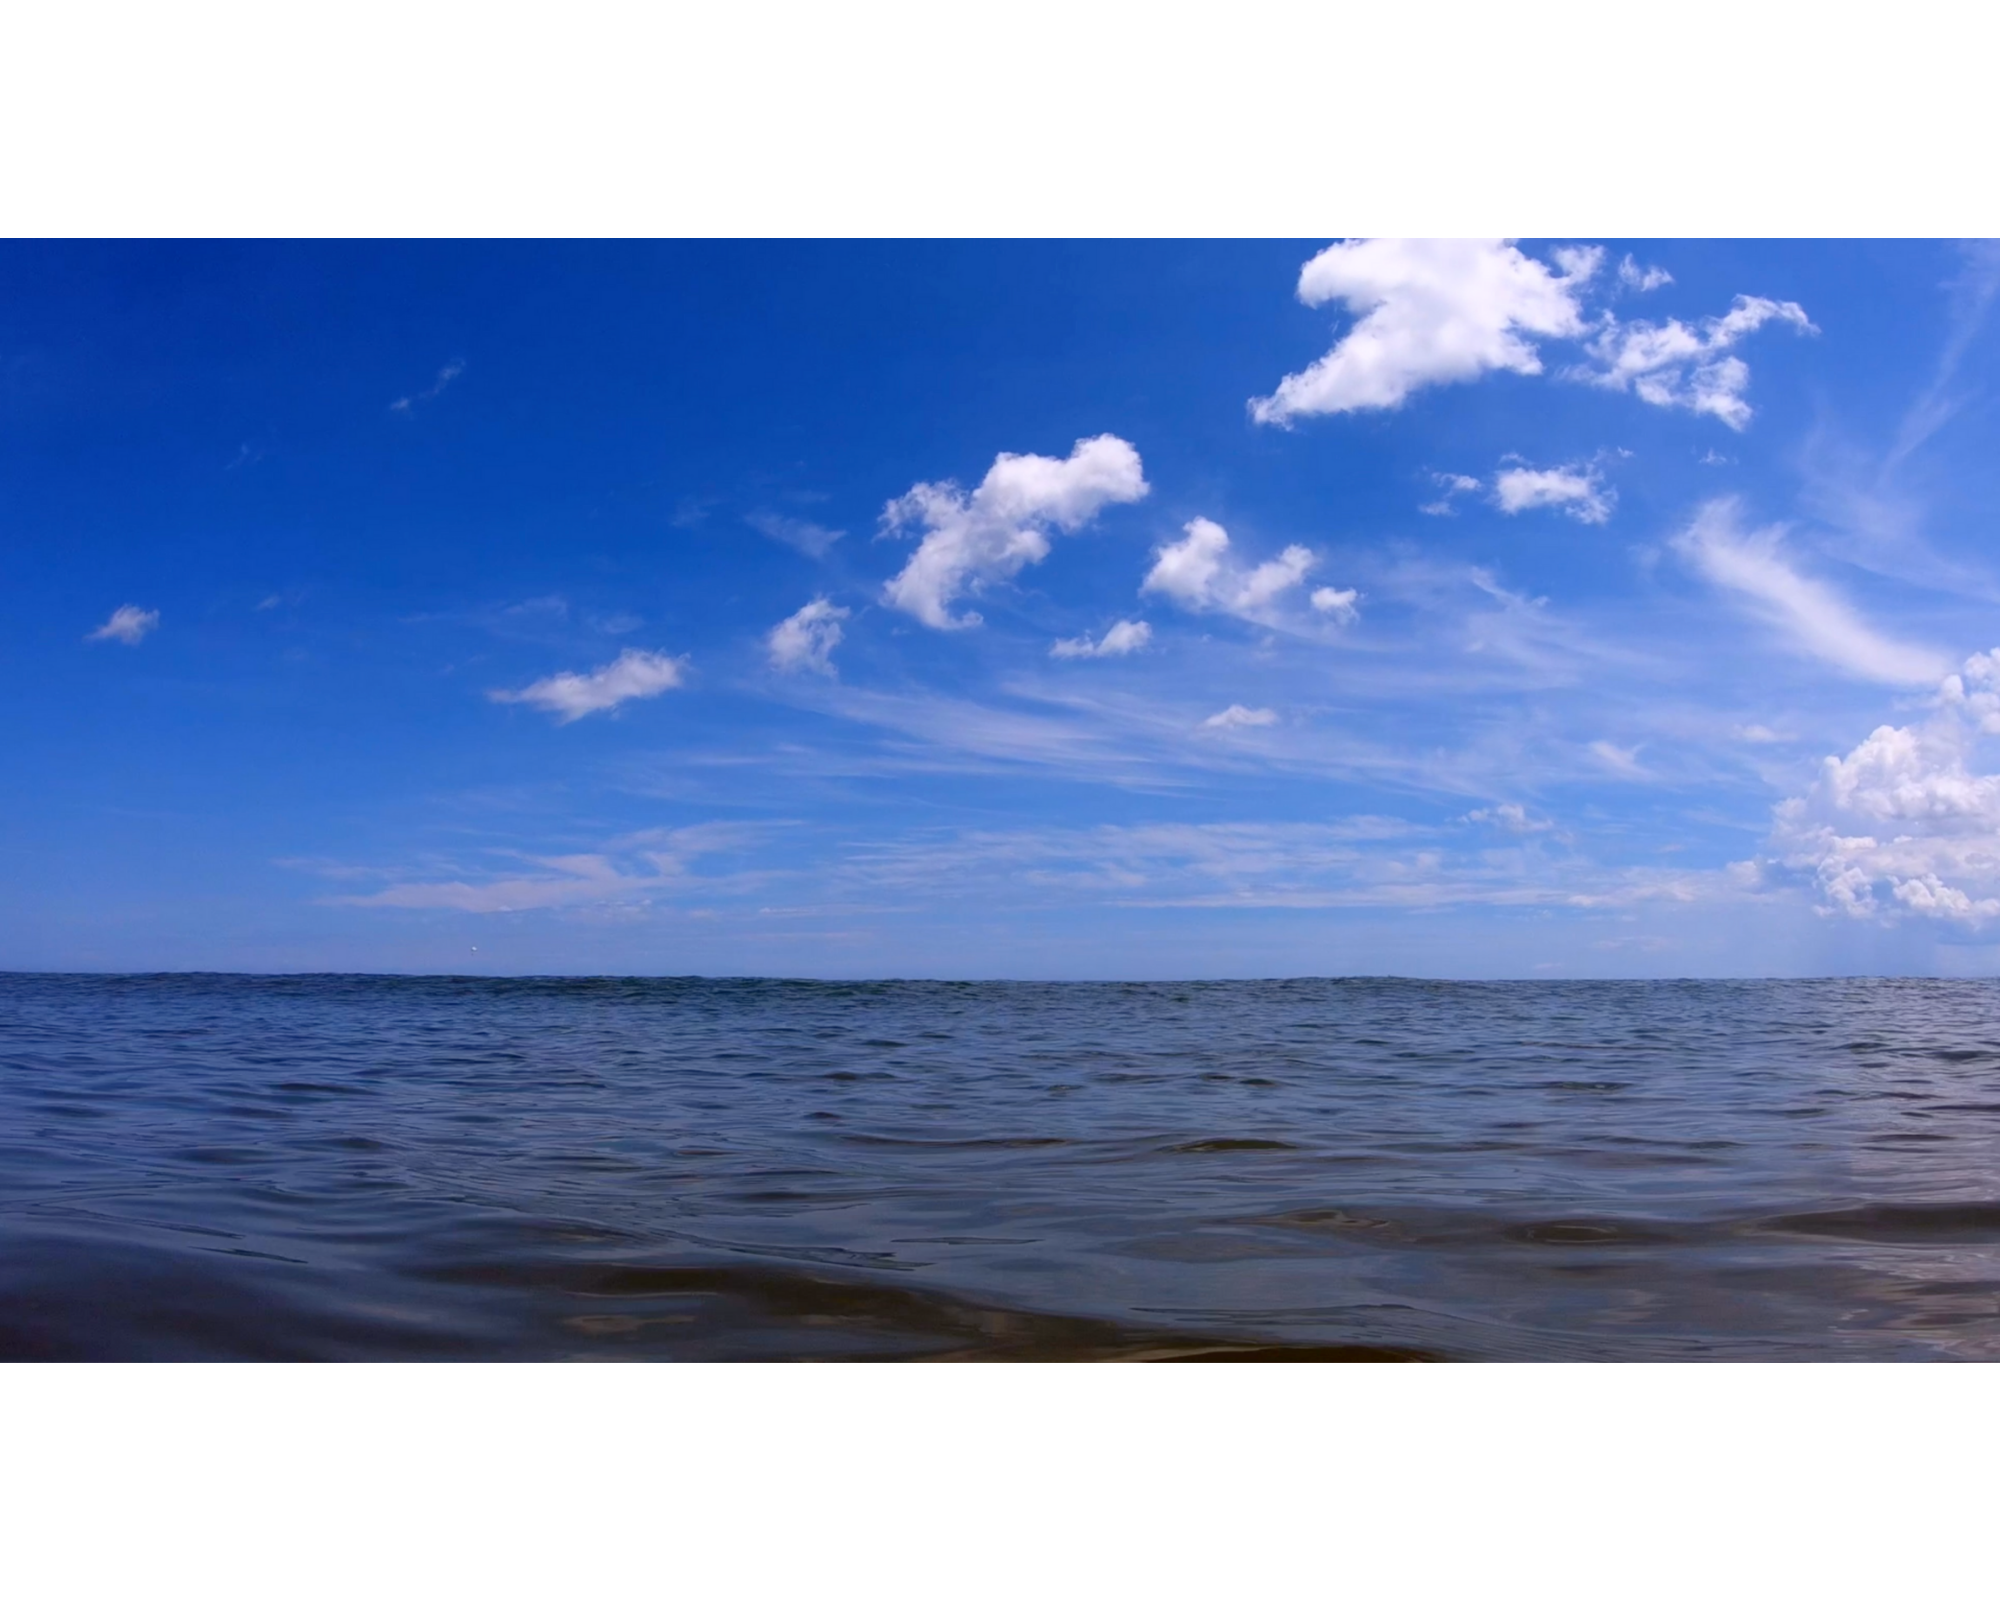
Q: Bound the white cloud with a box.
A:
[1672,498,1949,686]
[390,358,465,414]
[87,604,159,645]
[1142,517,1319,623]
[749,512,843,558]
[329,825,759,913]
[1591,740,1646,777]
[1465,802,1552,833]
[1051,619,1151,660]
[767,598,850,675]
[489,648,686,722]
[881,435,1149,629]
[1203,704,1278,730]
[1249,239,1596,425]
[836,819,1729,915]
[1310,586,1359,623]
[1618,256,1673,292]
[1579,295,1815,429]
[1771,652,2000,924]
[1492,463,1615,524]
[1419,471,1483,515]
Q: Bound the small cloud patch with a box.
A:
[1051,619,1151,659]
[390,358,465,415]
[768,598,850,675]
[1203,704,1278,730]
[490,648,686,722]
[87,605,159,645]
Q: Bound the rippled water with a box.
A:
[5,973,2000,1359]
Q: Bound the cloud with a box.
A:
[836,819,1730,915]
[880,435,1149,629]
[1491,462,1615,524]
[1590,740,1647,777]
[489,648,686,722]
[1618,256,1673,293]
[86,605,158,645]
[328,825,760,914]
[1672,498,1949,685]
[1051,619,1151,660]
[1770,651,2000,924]
[390,358,465,414]
[1578,296,1815,429]
[1142,517,1319,622]
[767,598,850,675]
[1249,239,1597,425]
[1419,472,1483,515]
[1203,704,1278,730]
[749,512,844,559]
[1465,802,1552,833]
[1310,586,1359,623]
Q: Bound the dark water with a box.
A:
[6,974,2000,1360]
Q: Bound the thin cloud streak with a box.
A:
[1673,498,1950,686]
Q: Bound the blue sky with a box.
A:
[8,238,2000,977]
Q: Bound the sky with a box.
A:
[7,238,2000,978]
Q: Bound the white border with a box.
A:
[1,1,1992,236]
[4,1364,1992,1595]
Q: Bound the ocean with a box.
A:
[3,972,1998,1360]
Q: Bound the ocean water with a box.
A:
[4,972,2000,1361]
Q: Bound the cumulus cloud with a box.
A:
[767,598,850,675]
[1310,586,1359,623]
[1579,295,1815,429]
[390,358,465,414]
[1772,652,2000,924]
[86,604,159,645]
[1672,498,1949,686]
[1250,239,1597,425]
[1051,619,1151,660]
[1142,517,1325,623]
[489,648,686,722]
[1492,462,1616,524]
[880,435,1149,629]
[1203,704,1278,730]
[1618,256,1673,293]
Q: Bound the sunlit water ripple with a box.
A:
[5,973,2000,1360]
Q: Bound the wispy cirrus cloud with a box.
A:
[749,511,844,559]
[87,604,159,645]
[1202,704,1278,730]
[831,818,1732,914]
[390,358,465,414]
[489,648,687,722]
[1672,498,1949,686]
[1419,472,1483,516]
[880,435,1149,629]
[320,824,772,913]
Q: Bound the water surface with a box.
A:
[5,974,1999,1360]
